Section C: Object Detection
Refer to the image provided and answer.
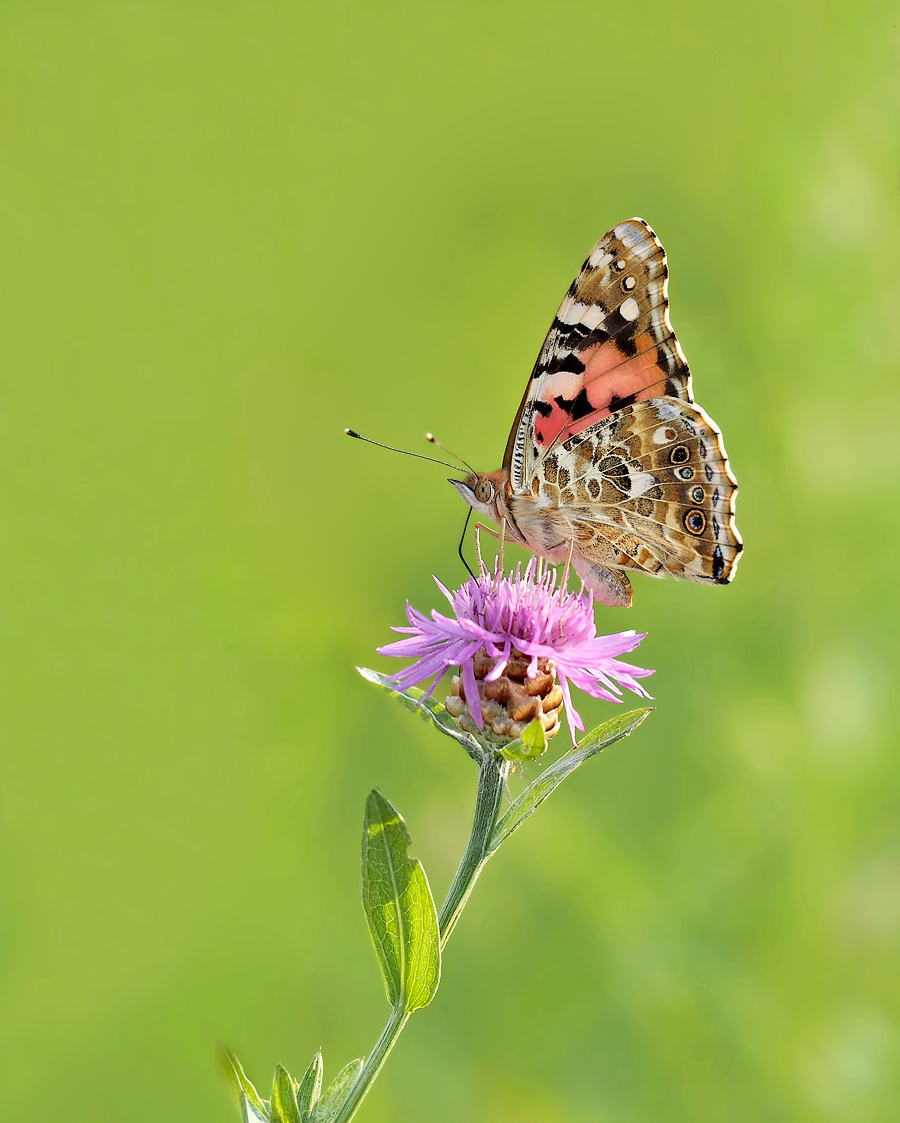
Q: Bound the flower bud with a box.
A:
[445,647,564,743]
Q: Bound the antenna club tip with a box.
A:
[425,432,435,442]
[344,428,360,438]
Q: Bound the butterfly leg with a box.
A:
[473,524,491,577]
[560,538,575,596]
[474,520,506,574]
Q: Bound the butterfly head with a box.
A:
[450,469,508,522]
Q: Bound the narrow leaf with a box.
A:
[358,667,484,760]
[296,1050,323,1122]
[243,1098,271,1123]
[362,789,441,1013]
[271,1064,301,1123]
[217,1043,269,1121]
[314,1057,364,1122]
[489,708,652,852]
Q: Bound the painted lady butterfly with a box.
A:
[453,218,743,607]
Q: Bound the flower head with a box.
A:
[379,560,653,742]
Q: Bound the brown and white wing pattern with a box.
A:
[504,218,694,492]
[563,399,739,591]
[508,396,742,606]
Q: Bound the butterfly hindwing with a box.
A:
[551,398,741,588]
[504,218,693,492]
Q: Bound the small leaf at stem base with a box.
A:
[315,1058,364,1121]
[217,1043,270,1121]
[296,1050,323,1122]
[271,1064,301,1123]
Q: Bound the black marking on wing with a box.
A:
[545,351,586,376]
[570,388,593,421]
[613,315,638,356]
[530,318,607,380]
[608,392,637,412]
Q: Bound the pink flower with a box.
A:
[379,561,653,741]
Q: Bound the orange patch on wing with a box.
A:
[532,334,667,449]
[582,334,665,409]
[556,335,666,444]
[534,398,573,446]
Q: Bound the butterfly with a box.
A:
[452,218,743,607]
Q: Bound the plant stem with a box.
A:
[438,751,509,946]
[331,1005,407,1123]
[332,751,509,1123]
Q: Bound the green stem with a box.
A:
[332,751,509,1123]
[331,1005,407,1123]
[438,751,509,946]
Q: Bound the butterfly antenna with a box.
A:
[458,508,476,579]
[425,433,476,474]
[344,429,463,473]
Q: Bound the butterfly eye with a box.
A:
[474,479,494,503]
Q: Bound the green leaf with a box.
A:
[243,1101,271,1123]
[488,708,652,852]
[500,717,548,762]
[271,1064,301,1123]
[314,1057,364,1122]
[216,1042,270,1121]
[357,667,484,760]
[296,1050,323,1123]
[362,789,441,1014]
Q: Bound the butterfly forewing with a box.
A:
[504,218,693,492]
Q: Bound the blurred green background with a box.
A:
[1,1,898,1120]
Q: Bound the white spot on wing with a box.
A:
[655,400,682,420]
[620,297,640,321]
[581,304,606,330]
[588,247,613,269]
[543,370,581,400]
[557,297,606,330]
[629,472,657,496]
[615,223,645,248]
[557,296,588,325]
[652,425,672,445]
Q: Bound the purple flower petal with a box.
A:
[379,558,653,741]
